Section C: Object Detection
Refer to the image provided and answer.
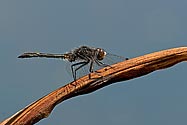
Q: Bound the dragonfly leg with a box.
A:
[95,59,111,67]
[71,61,89,81]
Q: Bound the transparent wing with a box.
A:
[101,53,128,65]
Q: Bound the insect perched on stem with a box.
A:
[18,46,128,81]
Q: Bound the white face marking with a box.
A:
[104,51,107,56]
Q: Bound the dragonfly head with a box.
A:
[96,48,107,60]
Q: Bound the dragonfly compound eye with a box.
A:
[96,48,107,60]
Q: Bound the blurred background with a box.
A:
[0,0,187,125]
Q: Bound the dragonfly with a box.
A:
[18,46,128,81]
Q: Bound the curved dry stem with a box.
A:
[1,47,187,125]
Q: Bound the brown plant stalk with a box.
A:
[1,47,187,125]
